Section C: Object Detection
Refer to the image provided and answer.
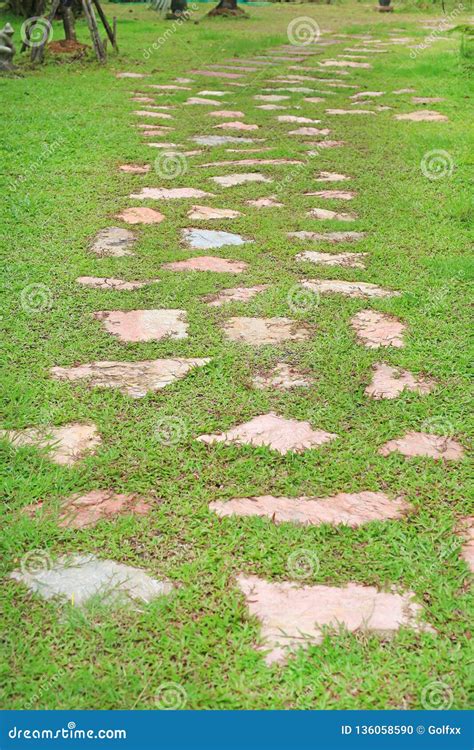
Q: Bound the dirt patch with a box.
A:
[49,40,89,57]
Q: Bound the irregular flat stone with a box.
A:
[185,97,222,106]
[237,575,431,665]
[303,97,326,104]
[309,208,357,221]
[305,190,355,200]
[351,310,406,349]
[203,285,268,307]
[412,97,445,104]
[380,432,464,461]
[26,490,152,529]
[211,173,271,188]
[289,231,365,243]
[210,110,246,118]
[246,196,283,208]
[315,172,351,182]
[187,205,241,220]
[222,317,311,346]
[460,518,474,572]
[193,135,256,146]
[116,207,165,225]
[163,257,247,274]
[301,279,399,299]
[393,88,416,94]
[214,121,258,131]
[211,490,408,526]
[191,70,244,79]
[90,227,136,257]
[351,91,385,99]
[326,109,376,116]
[148,84,190,91]
[198,412,336,455]
[94,309,188,342]
[119,164,151,174]
[254,95,290,102]
[201,159,302,167]
[10,554,173,607]
[77,277,157,291]
[394,110,448,122]
[297,251,366,269]
[145,142,178,149]
[256,104,288,111]
[310,141,345,150]
[320,60,372,69]
[130,96,155,104]
[197,90,228,96]
[130,187,212,200]
[141,128,172,137]
[0,423,101,466]
[182,228,250,249]
[133,110,173,120]
[278,116,321,124]
[116,72,147,79]
[252,363,311,390]
[366,363,434,400]
[51,358,210,398]
[289,127,331,136]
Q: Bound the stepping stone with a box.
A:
[326,109,376,116]
[132,110,173,120]
[202,285,268,307]
[394,111,448,122]
[214,122,258,131]
[247,196,283,208]
[351,310,406,349]
[94,309,188,343]
[320,60,372,68]
[130,187,212,200]
[76,277,158,291]
[411,97,445,104]
[0,422,101,466]
[302,97,325,104]
[289,231,365,243]
[301,279,399,299]
[148,84,191,91]
[210,490,408,526]
[211,173,271,188]
[141,129,173,138]
[182,228,250,249]
[222,317,311,346]
[193,135,257,146]
[198,90,228,96]
[315,172,351,182]
[308,208,357,221]
[366,363,434,400]
[460,518,474,572]
[130,96,155,104]
[256,104,288,111]
[393,88,416,94]
[116,72,147,79]
[187,206,241,220]
[51,358,210,398]
[289,127,331,136]
[237,575,431,665]
[198,412,336,455]
[297,251,366,269]
[116,207,165,225]
[186,97,223,106]
[10,554,173,607]
[210,65,259,73]
[210,110,246,118]
[310,141,346,150]
[254,95,290,102]
[191,70,244,79]
[351,91,385,99]
[201,159,303,167]
[90,227,136,257]
[252,363,311,390]
[379,432,464,461]
[26,490,152,529]
[277,116,321,124]
[305,189,355,200]
[119,164,151,174]
[144,142,177,149]
[163,257,247,274]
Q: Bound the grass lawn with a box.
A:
[1,0,472,710]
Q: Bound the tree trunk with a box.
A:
[208,0,247,17]
[62,7,77,42]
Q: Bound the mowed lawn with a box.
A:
[1,2,472,710]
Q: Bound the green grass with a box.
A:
[1,1,473,710]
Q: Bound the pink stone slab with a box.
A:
[187,205,241,220]
[351,310,406,349]
[320,60,372,68]
[315,172,351,182]
[247,196,283,208]
[130,188,213,200]
[289,231,365,243]
[289,128,331,136]
[351,91,385,99]
[0,423,101,466]
[116,207,165,225]
[197,90,228,97]
[222,317,311,346]
[237,575,431,664]
[116,72,147,79]
[278,116,321,124]
[210,491,409,526]
[301,279,399,299]
[186,97,223,106]
[256,105,288,111]
[93,310,188,342]
[76,277,157,291]
[309,208,357,221]
[214,122,259,131]
[326,109,376,116]
[366,363,434,400]
[202,285,268,307]
[297,251,366,269]
[379,432,464,461]
[198,412,337,455]
[210,110,246,118]
[302,97,326,104]
[191,70,244,79]
[411,97,445,104]
[211,173,272,187]
[26,490,152,529]
[395,111,448,122]
[201,159,303,167]
[304,190,355,200]
[252,363,311,390]
[148,84,191,91]
[133,110,173,120]
[50,358,210,398]
[393,88,416,94]
[460,517,474,572]
[119,164,151,174]
[163,257,247,274]
[254,95,290,102]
